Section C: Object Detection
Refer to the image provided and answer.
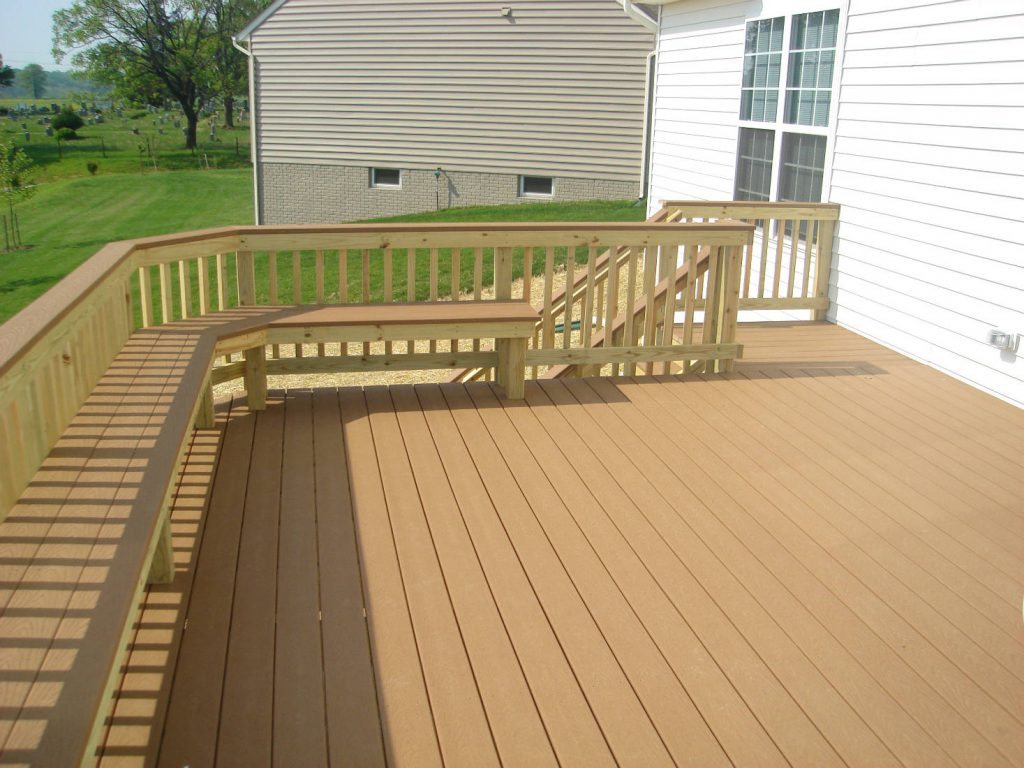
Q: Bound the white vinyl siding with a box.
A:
[829,0,1024,407]
[249,0,653,183]
[648,0,1024,407]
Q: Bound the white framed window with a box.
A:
[734,7,841,206]
[370,168,402,188]
[519,175,554,198]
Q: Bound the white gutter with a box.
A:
[232,36,261,225]
[621,0,658,31]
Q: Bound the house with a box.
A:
[234,0,657,224]
[641,0,1024,408]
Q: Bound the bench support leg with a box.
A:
[244,346,268,411]
[148,514,175,585]
[197,383,216,429]
[495,337,527,400]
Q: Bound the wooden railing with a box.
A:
[0,220,752,517]
[660,201,840,320]
[453,200,838,382]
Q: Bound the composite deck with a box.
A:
[99,322,1024,767]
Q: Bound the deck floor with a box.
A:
[101,322,1024,767]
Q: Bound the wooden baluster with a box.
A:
[197,255,211,316]
[563,245,575,351]
[292,251,303,357]
[522,245,532,304]
[407,248,417,353]
[741,220,753,298]
[384,247,393,356]
[605,245,620,375]
[642,245,658,375]
[450,247,461,353]
[757,222,770,299]
[362,249,371,357]
[623,245,639,376]
[787,221,800,298]
[178,260,192,319]
[581,245,598,376]
[660,244,678,375]
[429,248,439,352]
[215,252,227,311]
[801,221,815,299]
[595,279,605,331]
[315,250,325,356]
[473,247,483,355]
[543,247,555,349]
[338,249,349,358]
[679,246,696,370]
[138,266,154,328]
[158,262,173,323]
[773,220,786,299]
[267,252,279,358]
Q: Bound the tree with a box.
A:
[53,1,218,149]
[0,138,37,250]
[18,64,48,98]
[210,0,266,128]
[0,65,14,89]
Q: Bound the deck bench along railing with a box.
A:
[0,219,753,518]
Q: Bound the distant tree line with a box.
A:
[0,65,109,99]
[52,0,270,150]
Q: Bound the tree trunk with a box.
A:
[224,96,234,129]
[184,112,198,149]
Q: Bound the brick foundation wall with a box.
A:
[257,163,641,224]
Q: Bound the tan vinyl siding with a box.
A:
[250,0,654,182]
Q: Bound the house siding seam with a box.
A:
[647,0,1024,408]
[258,163,640,223]
[249,0,653,186]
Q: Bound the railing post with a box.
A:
[494,246,513,301]
[717,245,743,373]
[813,219,835,322]
[236,250,256,306]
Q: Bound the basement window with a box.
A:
[370,168,402,188]
[519,175,554,197]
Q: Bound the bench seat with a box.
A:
[0,300,535,766]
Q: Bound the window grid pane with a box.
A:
[784,9,839,127]
[740,17,784,122]
[734,127,775,202]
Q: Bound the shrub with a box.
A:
[53,108,84,132]
[56,127,78,141]
[87,162,99,175]
[128,110,148,120]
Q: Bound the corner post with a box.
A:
[494,246,513,301]
[716,244,743,373]
[235,249,266,409]
[813,219,835,322]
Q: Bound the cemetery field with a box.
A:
[1,99,251,182]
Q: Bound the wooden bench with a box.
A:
[0,300,536,766]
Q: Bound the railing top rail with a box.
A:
[659,200,841,220]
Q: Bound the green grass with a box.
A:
[0,158,645,323]
[2,101,251,182]
[0,169,253,320]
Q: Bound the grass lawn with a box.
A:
[0,164,645,323]
[0,169,253,321]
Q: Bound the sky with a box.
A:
[0,0,75,70]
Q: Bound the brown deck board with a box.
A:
[311,390,386,768]
[274,390,329,766]
[96,321,1024,767]
[573,375,1015,767]
[216,393,285,766]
